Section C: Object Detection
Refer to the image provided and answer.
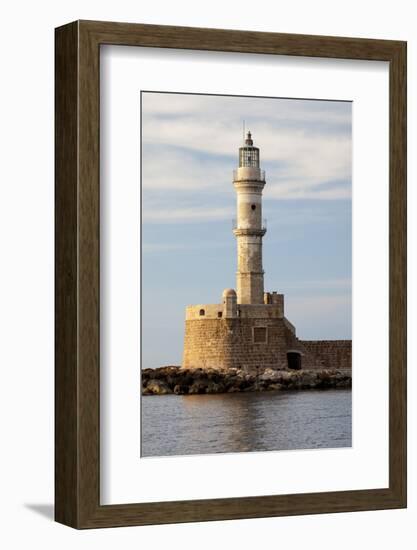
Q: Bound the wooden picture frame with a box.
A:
[55,20,407,528]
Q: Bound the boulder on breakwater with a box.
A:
[141,366,351,396]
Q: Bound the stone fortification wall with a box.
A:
[182,319,233,370]
[283,323,324,369]
[182,310,352,372]
[227,318,288,371]
[182,317,289,371]
[300,340,352,371]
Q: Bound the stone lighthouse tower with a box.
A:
[182,129,351,373]
[233,131,266,304]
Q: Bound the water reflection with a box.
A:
[141,389,352,457]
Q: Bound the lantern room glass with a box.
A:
[239,147,260,167]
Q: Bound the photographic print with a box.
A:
[141,91,352,458]
[55,21,406,528]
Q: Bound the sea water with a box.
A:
[141,389,352,457]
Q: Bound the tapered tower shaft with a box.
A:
[233,131,266,304]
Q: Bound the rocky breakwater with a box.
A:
[141,366,351,396]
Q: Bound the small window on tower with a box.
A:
[251,204,256,211]
[253,327,267,343]
[199,309,205,316]
[218,312,222,318]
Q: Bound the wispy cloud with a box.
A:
[141,92,352,203]
[142,145,230,192]
[143,240,232,253]
[281,278,351,291]
[142,242,190,253]
[142,206,234,223]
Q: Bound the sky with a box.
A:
[141,92,352,369]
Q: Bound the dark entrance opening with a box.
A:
[287,352,302,370]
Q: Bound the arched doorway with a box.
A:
[287,351,302,370]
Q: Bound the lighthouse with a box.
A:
[181,129,351,373]
[233,131,267,304]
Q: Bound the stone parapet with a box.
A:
[239,303,283,318]
[300,340,352,371]
[185,304,223,320]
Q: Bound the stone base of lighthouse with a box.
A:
[182,292,351,372]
